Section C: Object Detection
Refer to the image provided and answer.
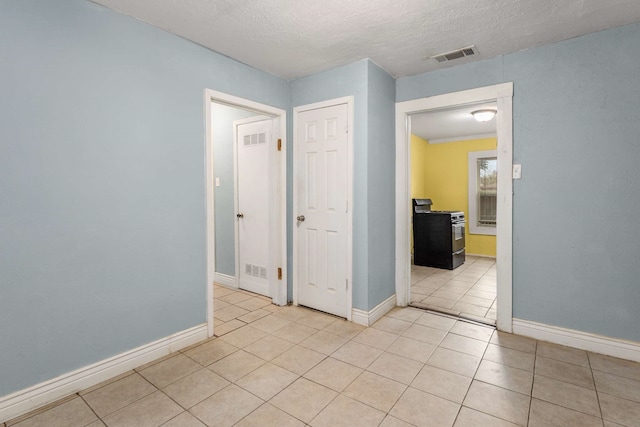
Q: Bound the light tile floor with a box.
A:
[411,255,497,325]
[7,284,640,427]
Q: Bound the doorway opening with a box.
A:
[409,102,498,326]
[204,89,287,337]
[395,83,513,332]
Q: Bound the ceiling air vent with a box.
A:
[431,45,478,63]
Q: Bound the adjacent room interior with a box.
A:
[408,103,499,325]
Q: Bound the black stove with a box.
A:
[426,210,465,223]
[412,199,466,270]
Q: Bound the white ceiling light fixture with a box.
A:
[471,109,497,122]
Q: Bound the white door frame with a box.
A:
[204,89,287,337]
[292,96,354,320]
[395,83,514,332]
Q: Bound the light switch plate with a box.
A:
[512,164,522,179]
[215,177,220,187]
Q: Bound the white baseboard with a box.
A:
[0,324,208,423]
[512,318,640,363]
[352,294,397,327]
[465,253,497,259]
[214,273,237,288]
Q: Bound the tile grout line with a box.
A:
[451,327,494,426]
[93,371,162,423]
[77,392,102,426]
[587,352,606,423]
[211,293,364,426]
[531,340,614,422]
[526,336,539,427]
[236,301,403,425]
[200,287,489,426]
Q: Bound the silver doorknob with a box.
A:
[296,215,305,222]
[236,213,244,219]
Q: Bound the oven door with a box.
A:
[451,221,465,253]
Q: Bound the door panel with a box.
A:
[237,119,271,297]
[297,104,348,318]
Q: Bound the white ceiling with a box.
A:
[411,102,497,142]
[90,0,640,80]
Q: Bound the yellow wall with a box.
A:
[410,135,430,253]
[411,135,429,199]
[412,135,497,257]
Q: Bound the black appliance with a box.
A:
[413,199,465,270]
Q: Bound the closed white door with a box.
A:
[296,103,349,318]
[236,118,272,297]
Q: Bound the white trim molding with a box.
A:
[465,253,497,259]
[395,82,514,333]
[513,319,640,363]
[213,273,237,289]
[468,149,498,236]
[352,294,397,327]
[0,325,207,424]
[428,132,497,144]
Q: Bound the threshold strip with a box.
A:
[409,302,496,329]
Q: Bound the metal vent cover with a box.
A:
[243,132,267,146]
[432,45,478,63]
[245,263,267,279]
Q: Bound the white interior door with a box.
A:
[236,118,272,296]
[296,103,349,318]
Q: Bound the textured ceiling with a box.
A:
[90,0,640,80]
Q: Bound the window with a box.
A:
[468,150,497,235]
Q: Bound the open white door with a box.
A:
[235,117,272,297]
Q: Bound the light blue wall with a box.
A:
[396,57,504,102]
[289,60,370,310]
[212,104,257,276]
[289,60,396,311]
[366,61,396,309]
[398,22,640,342]
[0,0,288,396]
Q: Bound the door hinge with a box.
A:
[346,279,348,291]
[277,138,282,151]
[277,267,282,280]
